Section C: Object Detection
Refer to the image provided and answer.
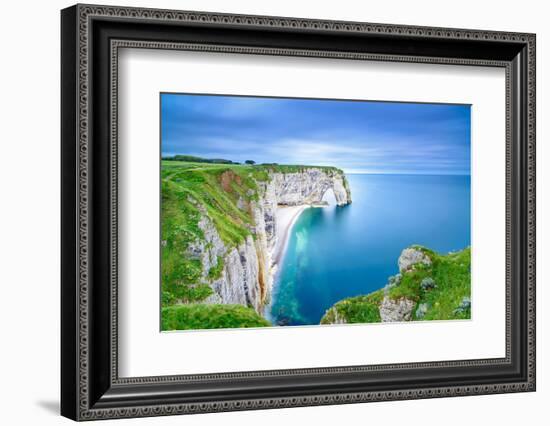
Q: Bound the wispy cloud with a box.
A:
[161,94,471,175]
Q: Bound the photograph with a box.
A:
[160,93,472,331]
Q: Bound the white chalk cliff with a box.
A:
[194,168,352,313]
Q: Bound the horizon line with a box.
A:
[161,155,470,176]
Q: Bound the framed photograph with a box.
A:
[61,4,536,421]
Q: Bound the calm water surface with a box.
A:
[269,174,471,326]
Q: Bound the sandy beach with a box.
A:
[272,205,309,266]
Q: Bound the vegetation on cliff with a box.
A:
[162,160,345,299]
[320,291,384,324]
[162,304,271,330]
[161,160,266,311]
[161,157,349,330]
[321,246,471,324]
[163,154,239,164]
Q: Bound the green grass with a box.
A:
[161,178,212,305]
[163,154,237,164]
[321,246,471,324]
[321,290,384,324]
[161,164,255,305]
[389,247,471,321]
[160,160,343,176]
[161,304,271,330]
[208,256,224,280]
[162,154,345,173]
[162,163,258,245]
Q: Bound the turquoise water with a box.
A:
[269,174,471,326]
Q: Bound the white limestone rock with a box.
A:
[398,247,432,272]
[379,296,415,322]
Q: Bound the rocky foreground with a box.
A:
[321,246,471,324]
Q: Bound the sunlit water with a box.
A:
[268,174,471,326]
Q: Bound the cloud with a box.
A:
[161,94,471,175]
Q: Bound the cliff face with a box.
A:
[270,169,352,207]
[258,169,352,262]
[171,166,352,314]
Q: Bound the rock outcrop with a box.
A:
[379,296,415,322]
[270,169,351,207]
[321,245,472,325]
[398,247,432,272]
[376,247,433,322]
[192,167,351,313]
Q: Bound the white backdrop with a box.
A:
[0,0,547,425]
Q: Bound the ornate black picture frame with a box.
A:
[61,4,536,421]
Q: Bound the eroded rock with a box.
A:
[379,296,415,322]
[269,169,351,206]
[398,247,432,272]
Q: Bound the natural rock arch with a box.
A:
[270,168,352,206]
[321,187,337,205]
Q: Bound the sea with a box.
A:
[268,174,471,326]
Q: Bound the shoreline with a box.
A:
[272,205,309,268]
[266,204,331,323]
[265,205,309,324]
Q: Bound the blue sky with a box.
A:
[161,93,471,175]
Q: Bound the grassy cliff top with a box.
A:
[321,246,471,324]
[161,160,345,175]
[162,304,271,331]
[161,161,260,307]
